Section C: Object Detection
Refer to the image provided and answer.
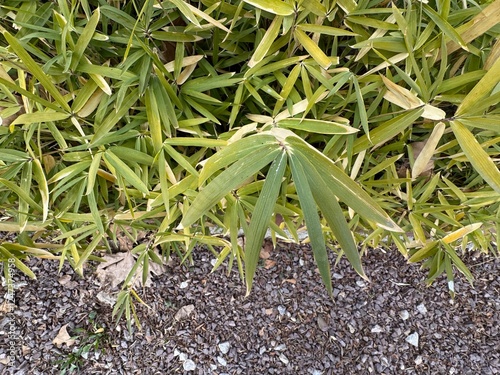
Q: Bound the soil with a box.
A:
[0,241,498,374]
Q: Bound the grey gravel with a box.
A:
[0,240,499,374]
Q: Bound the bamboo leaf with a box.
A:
[289,154,332,297]
[70,7,100,71]
[32,158,49,222]
[243,0,294,16]
[450,120,500,194]
[286,136,402,232]
[294,28,333,69]
[297,153,367,280]
[249,16,283,68]
[412,122,446,179]
[456,57,500,116]
[180,147,280,228]
[11,112,71,126]
[2,31,70,112]
[245,152,287,295]
[277,118,358,134]
[104,150,149,195]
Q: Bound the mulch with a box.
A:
[0,240,498,374]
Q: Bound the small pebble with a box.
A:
[179,281,189,289]
[417,304,427,314]
[218,342,230,354]
[371,325,383,333]
[415,355,423,365]
[279,353,289,365]
[278,305,286,315]
[400,310,410,320]
[333,273,343,280]
[356,280,366,288]
[183,359,196,371]
[406,332,419,347]
[217,356,227,366]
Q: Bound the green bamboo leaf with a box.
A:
[200,135,277,185]
[0,247,36,279]
[11,112,71,126]
[294,152,367,280]
[86,152,102,196]
[352,108,423,154]
[408,240,440,263]
[70,7,100,71]
[0,178,42,211]
[297,24,358,37]
[456,57,500,116]
[286,136,402,232]
[92,88,139,145]
[163,144,199,177]
[422,4,468,51]
[150,31,202,42]
[2,31,70,112]
[104,150,149,195]
[108,146,154,166]
[289,155,332,297]
[32,158,49,222]
[181,147,280,228]
[169,0,201,27]
[87,188,105,235]
[0,149,30,163]
[450,120,500,194]
[243,0,294,15]
[249,16,283,68]
[294,28,333,69]
[163,138,227,148]
[158,151,170,212]
[0,78,62,112]
[352,77,370,140]
[277,118,358,134]
[245,152,287,295]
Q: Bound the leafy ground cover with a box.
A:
[0,0,499,326]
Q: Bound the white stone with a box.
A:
[417,304,427,314]
[217,356,227,366]
[183,359,196,371]
[180,281,189,289]
[406,332,419,347]
[371,325,383,333]
[218,341,230,354]
[399,310,410,320]
[279,353,289,365]
[278,305,286,315]
[356,280,366,288]
[415,355,423,365]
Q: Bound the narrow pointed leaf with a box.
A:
[450,120,500,194]
[249,16,283,68]
[294,152,367,280]
[289,155,332,297]
[243,0,294,15]
[245,152,287,295]
[32,159,49,222]
[287,136,402,232]
[3,31,70,112]
[294,28,333,69]
[104,150,149,195]
[181,147,280,228]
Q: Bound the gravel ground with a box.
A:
[0,240,498,374]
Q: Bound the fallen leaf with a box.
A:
[175,304,195,321]
[58,275,72,286]
[53,324,76,348]
[317,316,329,331]
[259,248,271,259]
[264,259,276,269]
[96,251,166,289]
[265,308,274,315]
[282,278,296,284]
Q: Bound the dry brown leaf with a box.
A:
[175,304,195,321]
[265,308,274,315]
[259,248,271,259]
[96,252,166,289]
[282,278,297,284]
[264,259,276,269]
[53,324,75,348]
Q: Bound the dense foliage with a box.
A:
[0,0,499,326]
